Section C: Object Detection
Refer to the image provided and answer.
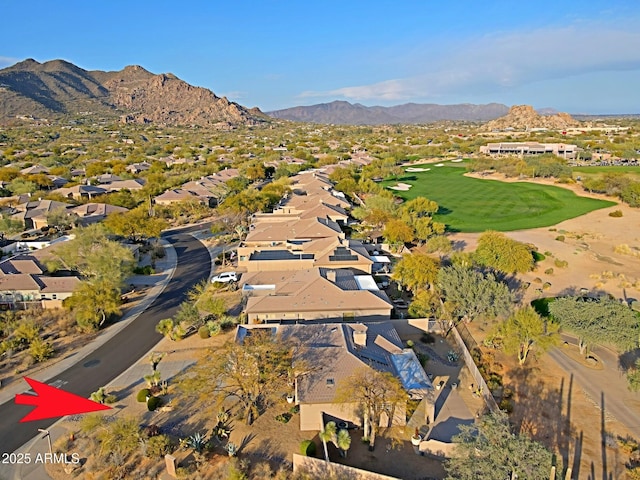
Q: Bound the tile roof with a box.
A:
[242,268,391,316]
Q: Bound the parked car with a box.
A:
[211,271,239,283]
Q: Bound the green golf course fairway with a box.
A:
[384,164,616,232]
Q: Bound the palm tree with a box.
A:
[335,429,351,458]
[319,421,337,462]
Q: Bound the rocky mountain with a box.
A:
[0,59,266,126]
[484,105,580,131]
[267,100,509,125]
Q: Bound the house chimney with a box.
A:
[326,270,336,283]
[352,325,367,347]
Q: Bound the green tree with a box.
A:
[393,253,440,292]
[63,280,123,331]
[28,337,55,362]
[408,289,440,318]
[445,410,553,480]
[46,207,77,231]
[56,224,135,284]
[621,181,640,207]
[424,235,453,259]
[8,178,37,195]
[336,368,407,450]
[0,215,24,235]
[548,296,639,355]
[437,264,514,324]
[335,428,351,458]
[319,421,337,462]
[104,206,167,242]
[181,329,292,425]
[627,359,640,392]
[383,218,414,246]
[496,306,559,365]
[155,318,175,340]
[474,231,534,273]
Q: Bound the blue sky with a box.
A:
[2,1,640,113]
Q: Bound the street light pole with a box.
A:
[38,428,52,455]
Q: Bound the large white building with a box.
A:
[479,142,577,159]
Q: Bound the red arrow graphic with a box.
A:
[15,377,112,422]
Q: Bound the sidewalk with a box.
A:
[0,238,179,480]
[0,238,177,407]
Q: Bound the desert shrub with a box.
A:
[544,268,554,275]
[28,338,54,362]
[289,405,300,414]
[533,277,543,284]
[609,209,623,217]
[133,265,155,275]
[544,251,553,256]
[542,282,552,290]
[485,372,503,391]
[104,394,118,404]
[275,413,292,424]
[499,398,514,413]
[137,388,151,402]
[420,332,435,344]
[198,326,210,339]
[145,434,173,458]
[532,251,546,262]
[554,259,569,268]
[147,396,162,411]
[207,320,221,336]
[417,353,429,367]
[219,315,239,331]
[300,440,316,456]
[555,235,565,242]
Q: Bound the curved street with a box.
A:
[0,230,211,455]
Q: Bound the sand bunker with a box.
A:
[388,182,413,191]
[435,163,444,167]
[451,159,464,163]
[405,167,430,172]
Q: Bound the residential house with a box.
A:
[154,189,203,206]
[0,254,80,309]
[238,236,373,273]
[126,162,152,174]
[20,165,50,175]
[241,267,392,323]
[70,203,129,225]
[54,184,108,201]
[11,199,72,229]
[236,322,434,431]
[244,217,345,249]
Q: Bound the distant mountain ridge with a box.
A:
[0,59,266,126]
[267,100,510,125]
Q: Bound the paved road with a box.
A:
[548,336,640,438]
[0,231,211,455]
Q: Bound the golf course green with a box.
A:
[384,163,616,232]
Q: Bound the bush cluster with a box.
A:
[137,388,151,402]
[147,396,162,411]
[300,440,316,456]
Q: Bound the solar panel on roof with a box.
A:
[329,247,358,262]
